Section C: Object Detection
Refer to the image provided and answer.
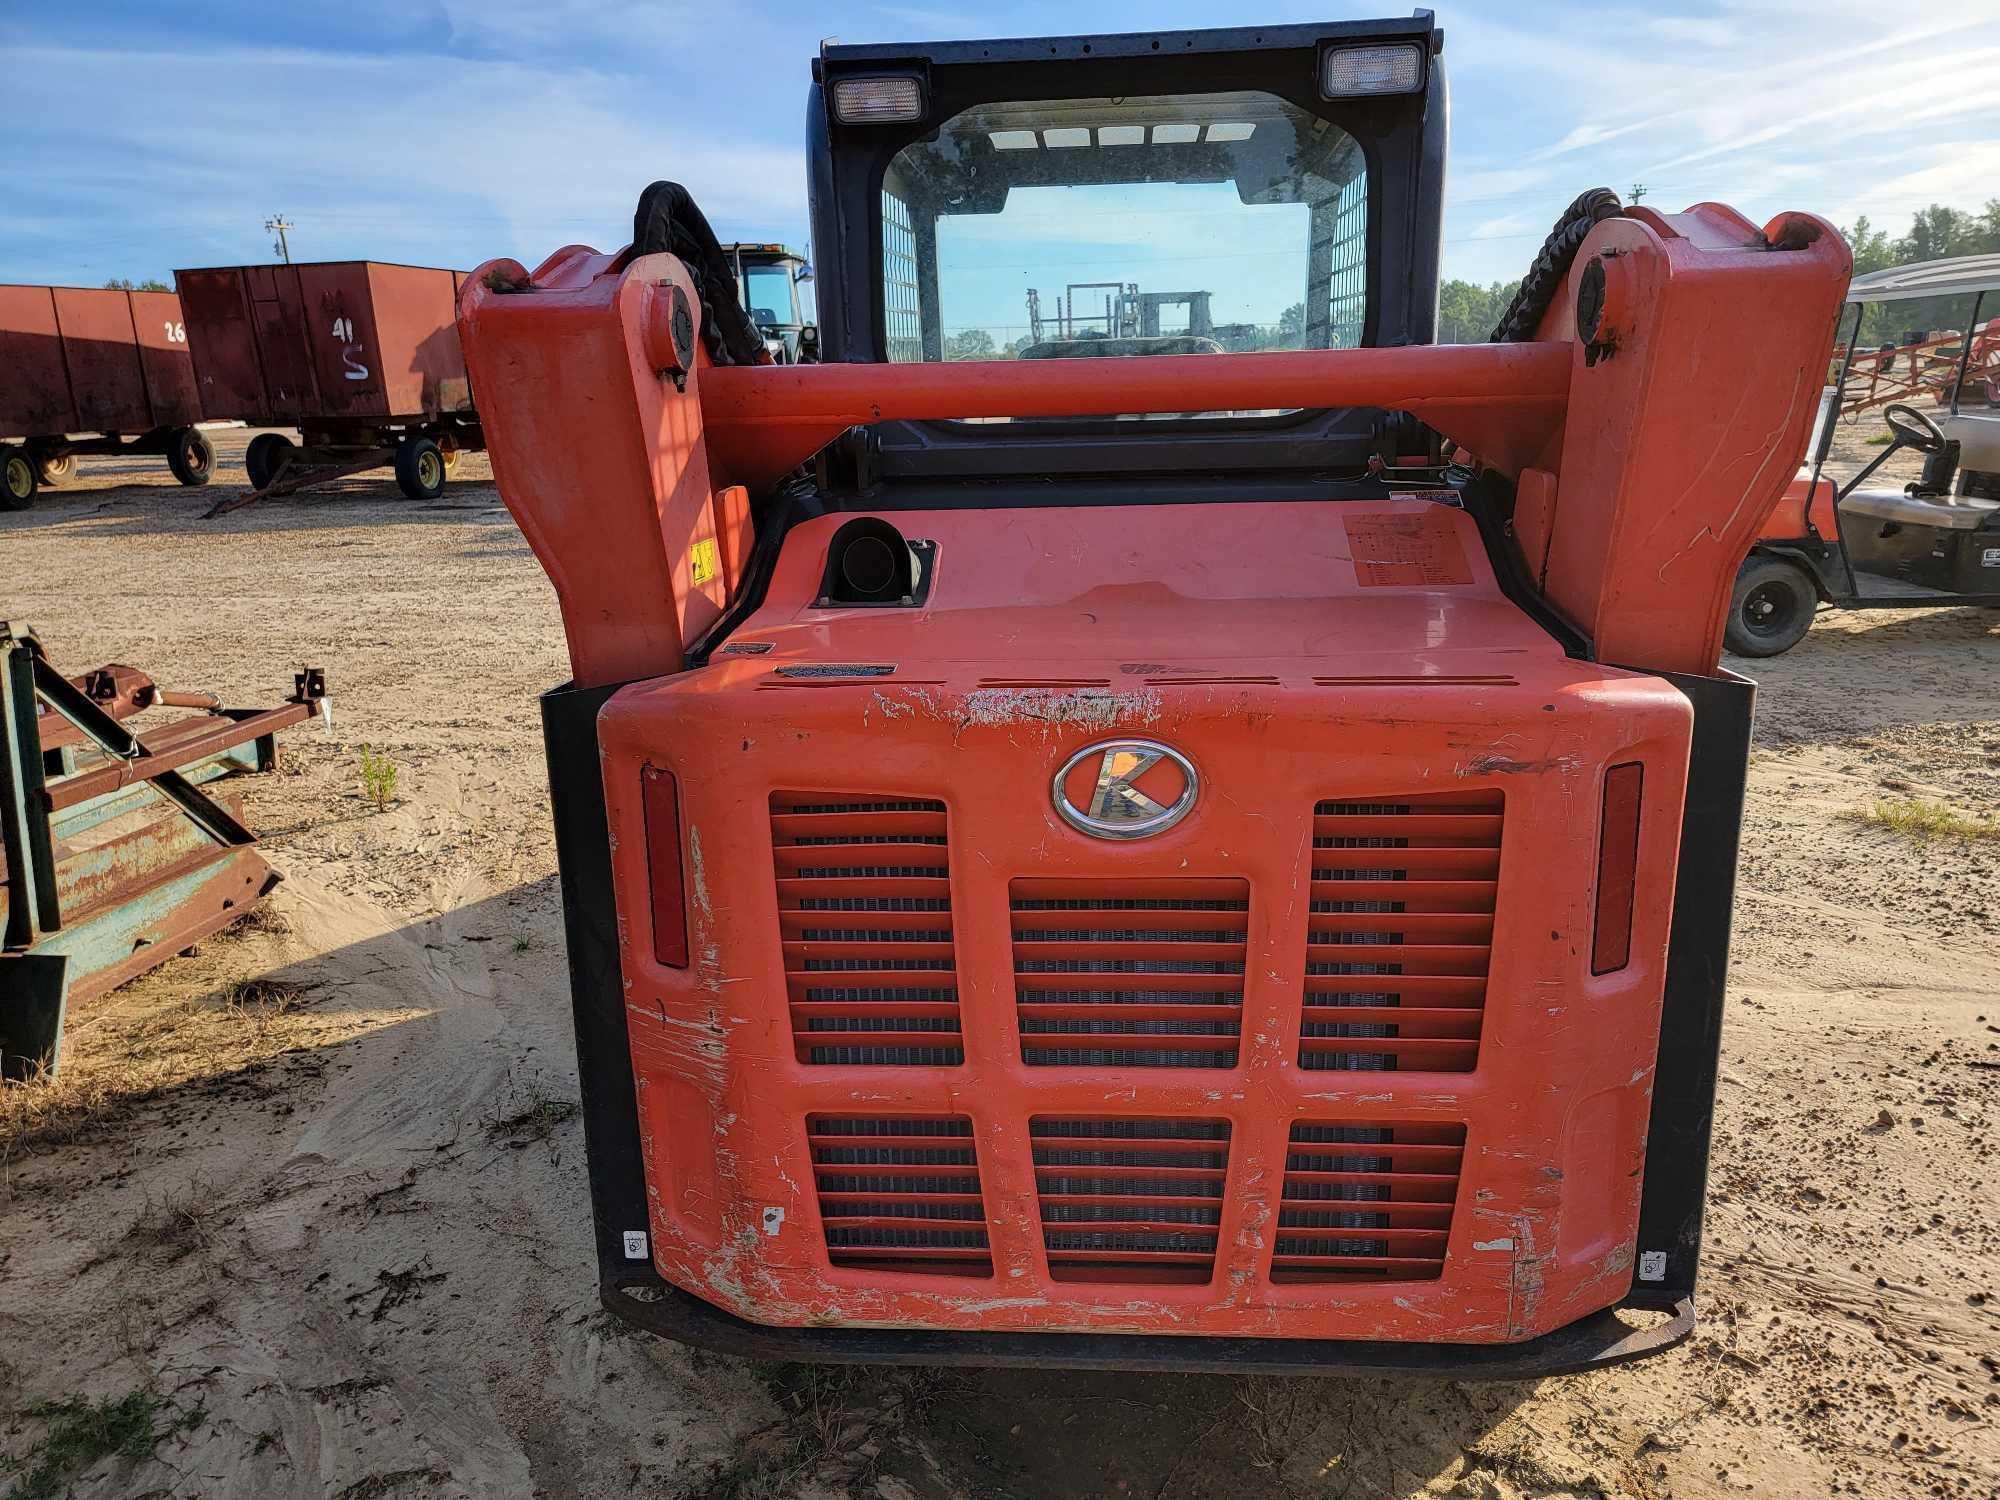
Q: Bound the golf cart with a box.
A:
[721,243,817,362]
[1727,254,2000,656]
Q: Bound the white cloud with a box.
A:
[872,5,984,34]
[1465,213,1540,242]
[1646,17,1739,47]
[3,41,807,278]
[1441,3,2000,284]
[1830,139,2000,227]
[1449,166,1552,204]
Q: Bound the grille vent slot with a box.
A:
[1300,791,1501,1072]
[1031,1117,1231,1283]
[807,1116,991,1275]
[1011,877,1248,1068]
[1274,1121,1466,1282]
[771,793,961,1065]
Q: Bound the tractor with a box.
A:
[721,242,817,362]
[457,15,1848,1374]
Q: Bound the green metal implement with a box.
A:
[0,624,324,1079]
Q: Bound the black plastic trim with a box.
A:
[1625,666,1754,1305]
[599,1280,1693,1377]
[542,679,656,1280]
[1461,468,1591,659]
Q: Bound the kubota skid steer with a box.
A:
[457,15,1849,1375]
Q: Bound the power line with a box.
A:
[264,214,294,264]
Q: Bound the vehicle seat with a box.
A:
[1840,488,2000,531]
[1935,412,2000,471]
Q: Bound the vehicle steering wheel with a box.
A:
[1882,403,1947,454]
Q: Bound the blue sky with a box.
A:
[4,0,1998,301]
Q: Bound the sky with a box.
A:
[4,0,1999,302]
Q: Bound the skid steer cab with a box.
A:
[1729,255,2000,656]
[458,14,1849,1376]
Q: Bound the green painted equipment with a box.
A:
[0,625,325,1079]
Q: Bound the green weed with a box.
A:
[356,746,398,811]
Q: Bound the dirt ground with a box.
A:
[1,429,1995,1500]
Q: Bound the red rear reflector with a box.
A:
[1592,763,1643,975]
[642,766,689,968]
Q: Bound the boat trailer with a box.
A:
[0,624,326,1079]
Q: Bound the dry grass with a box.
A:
[481,1071,580,1150]
[1845,796,2000,844]
[0,961,335,1177]
[125,1176,221,1262]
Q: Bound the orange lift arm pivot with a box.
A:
[459,205,1849,689]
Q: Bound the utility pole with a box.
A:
[264,215,294,264]
[1629,183,1649,204]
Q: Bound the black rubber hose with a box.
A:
[1488,188,1623,343]
[630,181,769,367]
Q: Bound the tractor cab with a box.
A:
[1728,254,2000,656]
[808,20,1442,477]
[721,243,817,362]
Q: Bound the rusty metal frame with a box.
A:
[1,626,325,1078]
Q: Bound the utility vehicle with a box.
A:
[1727,254,2000,656]
[722,242,817,361]
[457,15,1848,1374]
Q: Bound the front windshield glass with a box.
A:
[742,265,797,328]
[881,92,1367,364]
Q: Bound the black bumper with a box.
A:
[599,1276,1693,1377]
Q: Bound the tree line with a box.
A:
[1843,201,2000,345]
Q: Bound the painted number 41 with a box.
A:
[329,317,370,380]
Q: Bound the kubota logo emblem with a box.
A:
[1053,739,1199,841]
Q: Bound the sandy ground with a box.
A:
[1,429,1995,1500]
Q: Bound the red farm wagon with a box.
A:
[0,284,212,509]
[173,260,482,508]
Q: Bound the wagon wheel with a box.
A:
[34,452,76,486]
[394,436,447,500]
[1,446,37,510]
[243,432,297,493]
[166,428,214,488]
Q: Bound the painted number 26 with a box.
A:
[163,321,185,343]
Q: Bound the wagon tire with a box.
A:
[166,428,214,488]
[1724,555,1817,658]
[244,432,296,493]
[1,446,37,510]
[34,452,76,486]
[394,435,447,500]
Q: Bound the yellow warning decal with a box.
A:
[690,537,720,587]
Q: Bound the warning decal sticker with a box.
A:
[1342,511,1475,588]
[689,536,721,587]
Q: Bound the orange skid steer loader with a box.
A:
[457,16,1848,1374]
